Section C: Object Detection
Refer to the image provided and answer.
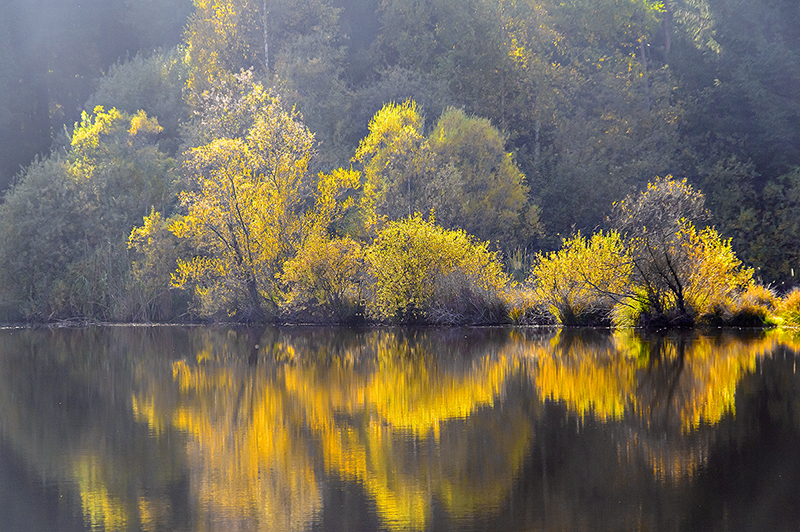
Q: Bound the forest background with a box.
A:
[1,0,799,326]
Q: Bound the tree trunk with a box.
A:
[662,0,672,55]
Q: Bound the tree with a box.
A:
[354,100,437,227]
[429,107,539,245]
[0,107,176,320]
[610,176,753,325]
[679,222,753,315]
[281,234,365,321]
[274,28,351,170]
[529,230,632,325]
[699,158,800,288]
[668,0,800,284]
[503,0,681,239]
[166,79,360,321]
[171,89,314,319]
[355,101,538,247]
[1,0,192,193]
[184,0,342,96]
[128,209,187,321]
[85,49,190,155]
[279,168,363,320]
[184,0,266,95]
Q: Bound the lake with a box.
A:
[1,326,799,531]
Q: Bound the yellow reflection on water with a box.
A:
[73,454,129,531]
[4,327,800,531]
[533,332,637,421]
[121,330,533,531]
[279,337,527,530]
[167,362,322,532]
[528,329,800,484]
[529,330,792,432]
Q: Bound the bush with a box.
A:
[365,214,509,324]
[501,285,555,325]
[0,108,176,321]
[529,231,631,326]
[682,224,754,315]
[281,235,365,322]
[695,284,776,327]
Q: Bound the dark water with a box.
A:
[1,326,800,532]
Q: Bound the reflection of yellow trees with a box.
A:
[72,455,129,531]
[10,327,799,531]
[166,361,321,532]
[619,331,798,432]
[130,332,529,531]
[533,333,637,421]
[530,330,795,431]
[281,337,527,530]
[0,328,193,532]
[530,329,800,483]
[73,455,171,532]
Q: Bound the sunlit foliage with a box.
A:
[158,77,366,321]
[282,235,365,321]
[169,88,315,319]
[777,289,800,328]
[681,223,754,316]
[281,169,364,320]
[355,101,538,246]
[85,48,190,154]
[429,107,541,245]
[365,214,509,324]
[529,230,632,325]
[184,0,266,95]
[354,100,432,228]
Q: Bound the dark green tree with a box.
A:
[0,108,176,320]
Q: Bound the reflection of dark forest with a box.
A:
[1,327,799,530]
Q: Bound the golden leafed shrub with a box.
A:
[281,235,365,321]
[529,231,631,326]
[365,214,509,324]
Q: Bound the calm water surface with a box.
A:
[1,326,800,531]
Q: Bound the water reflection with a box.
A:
[1,326,799,531]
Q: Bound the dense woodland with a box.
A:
[1,0,799,326]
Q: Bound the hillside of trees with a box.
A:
[1,0,799,326]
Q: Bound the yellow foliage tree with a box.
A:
[281,168,364,320]
[151,82,362,321]
[355,101,539,246]
[184,0,265,96]
[168,89,315,320]
[354,100,433,229]
[680,223,754,316]
[127,208,183,321]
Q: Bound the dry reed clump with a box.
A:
[501,285,556,326]
[776,288,800,327]
[699,284,776,327]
